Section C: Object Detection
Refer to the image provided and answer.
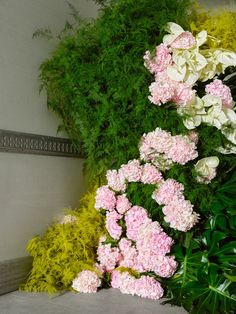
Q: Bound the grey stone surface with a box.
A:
[0,257,32,296]
[0,289,187,314]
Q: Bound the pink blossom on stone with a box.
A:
[152,179,184,205]
[106,210,122,240]
[97,237,121,271]
[119,159,143,182]
[106,169,126,192]
[171,31,196,49]
[163,199,199,232]
[133,276,164,300]
[205,79,233,108]
[141,163,163,184]
[165,135,198,165]
[116,194,132,214]
[125,206,151,241]
[111,271,164,300]
[111,270,136,295]
[72,270,101,293]
[95,186,116,211]
[153,256,178,278]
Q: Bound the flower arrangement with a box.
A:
[145,22,236,152]
[70,21,236,310]
[23,2,236,313]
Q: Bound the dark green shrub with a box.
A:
[40,0,193,178]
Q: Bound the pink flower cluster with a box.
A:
[72,270,101,293]
[104,160,163,198]
[92,128,200,299]
[152,179,199,231]
[97,236,121,271]
[144,45,195,107]
[106,211,122,240]
[111,270,164,300]
[139,127,198,169]
[205,79,233,109]
[143,44,172,75]
[125,206,151,241]
[95,195,178,298]
[95,186,116,211]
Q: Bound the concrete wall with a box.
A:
[0,0,98,260]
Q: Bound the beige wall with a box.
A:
[198,0,235,8]
[0,0,98,260]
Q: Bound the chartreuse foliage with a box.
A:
[190,8,236,51]
[21,184,105,293]
[39,0,192,179]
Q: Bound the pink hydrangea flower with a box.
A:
[111,270,136,295]
[136,221,173,256]
[141,163,163,184]
[144,44,172,75]
[148,73,175,105]
[133,276,164,300]
[72,270,101,293]
[172,81,195,106]
[106,169,126,192]
[125,206,151,241]
[153,256,178,278]
[111,271,164,300]
[97,236,121,271]
[139,128,173,162]
[106,210,122,240]
[116,194,132,214]
[165,135,198,165]
[171,31,196,49]
[205,79,233,108]
[120,159,142,182]
[163,199,199,232]
[152,179,184,205]
[119,239,139,269]
[95,186,116,211]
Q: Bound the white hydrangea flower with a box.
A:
[195,156,219,184]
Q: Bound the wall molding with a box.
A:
[0,129,84,158]
[0,256,32,295]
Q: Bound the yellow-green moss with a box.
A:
[190,7,236,51]
[21,183,105,293]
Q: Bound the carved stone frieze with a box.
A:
[0,129,84,158]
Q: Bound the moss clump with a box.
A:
[21,184,105,293]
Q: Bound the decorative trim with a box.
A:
[0,129,84,158]
[0,256,32,295]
